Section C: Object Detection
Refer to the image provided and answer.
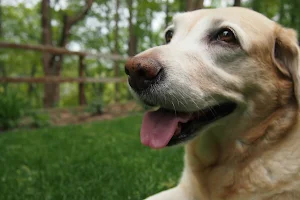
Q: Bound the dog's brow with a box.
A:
[203,19,225,35]
[173,13,182,25]
[211,19,225,28]
[165,25,174,32]
[187,17,225,33]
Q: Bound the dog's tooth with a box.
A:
[149,106,160,112]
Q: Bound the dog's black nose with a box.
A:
[125,56,163,92]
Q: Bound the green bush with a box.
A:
[28,111,51,128]
[87,98,104,115]
[0,90,27,130]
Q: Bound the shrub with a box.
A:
[28,111,51,128]
[87,98,104,115]
[0,90,27,130]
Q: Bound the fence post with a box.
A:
[79,55,87,105]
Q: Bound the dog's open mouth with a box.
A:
[140,102,237,149]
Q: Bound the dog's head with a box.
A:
[125,7,300,150]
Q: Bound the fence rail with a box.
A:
[0,77,127,83]
[0,42,128,61]
[0,42,129,106]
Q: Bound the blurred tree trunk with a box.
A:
[127,0,137,57]
[78,56,87,105]
[28,63,37,97]
[0,0,6,92]
[279,0,284,24]
[186,0,204,11]
[187,0,193,11]
[0,0,2,37]
[147,9,154,44]
[165,0,170,28]
[233,0,241,6]
[41,0,54,108]
[89,61,104,102]
[41,0,93,108]
[114,0,120,102]
[194,0,204,10]
[126,0,136,100]
[28,63,39,106]
[290,0,299,31]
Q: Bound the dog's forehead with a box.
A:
[173,7,275,37]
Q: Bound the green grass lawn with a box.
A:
[0,114,184,200]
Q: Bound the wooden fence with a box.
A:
[0,42,129,106]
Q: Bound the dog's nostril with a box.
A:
[137,67,146,77]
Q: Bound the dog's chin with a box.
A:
[140,100,237,148]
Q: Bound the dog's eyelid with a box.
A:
[217,22,249,48]
[164,25,175,44]
[164,25,175,34]
[165,29,174,44]
[211,26,240,46]
[164,28,174,34]
[218,26,237,38]
[221,26,236,35]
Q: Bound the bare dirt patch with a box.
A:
[48,101,143,126]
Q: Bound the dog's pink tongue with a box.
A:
[141,110,191,149]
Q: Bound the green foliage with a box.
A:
[248,0,300,35]
[1,3,41,43]
[0,89,27,130]
[0,115,184,199]
[28,111,51,128]
[0,86,49,130]
[86,97,104,115]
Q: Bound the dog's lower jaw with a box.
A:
[177,103,300,200]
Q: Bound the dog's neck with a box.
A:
[237,103,298,149]
[186,101,298,167]
[183,101,299,199]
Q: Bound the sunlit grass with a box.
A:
[0,115,184,200]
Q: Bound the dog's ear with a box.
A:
[273,26,300,105]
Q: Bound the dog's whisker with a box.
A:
[177,91,190,109]
[171,101,177,116]
[170,93,183,108]
[208,106,218,118]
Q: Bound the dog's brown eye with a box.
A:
[216,28,237,44]
[165,30,173,44]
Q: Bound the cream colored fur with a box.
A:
[131,7,300,200]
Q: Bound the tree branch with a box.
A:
[50,0,94,71]
[68,0,94,27]
[59,0,94,47]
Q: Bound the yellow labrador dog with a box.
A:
[125,7,300,200]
